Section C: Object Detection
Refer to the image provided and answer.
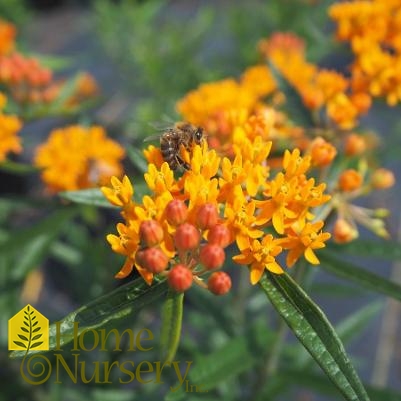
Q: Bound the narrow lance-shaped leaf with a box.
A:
[259,271,370,401]
[160,290,184,363]
[9,276,168,359]
[320,251,401,301]
[328,240,401,261]
[0,160,39,175]
[59,188,117,208]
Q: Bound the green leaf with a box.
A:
[165,321,273,401]
[59,188,117,208]
[0,208,77,281]
[281,369,401,401]
[160,290,184,363]
[259,271,370,401]
[9,276,168,359]
[126,146,148,174]
[295,300,383,367]
[335,301,383,344]
[29,53,72,70]
[268,60,314,127]
[320,251,401,301]
[0,160,38,175]
[329,240,401,261]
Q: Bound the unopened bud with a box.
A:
[371,168,395,190]
[196,203,219,230]
[333,218,358,243]
[165,199,188,226]
[199,244,225,270]
[338,169,363,192]
[208,272,232,296]
[141,247,169,273]
[168,264,193,292]
[174,223,200,250]
[139,220,164,247]
[310,137,337,167]
[207,224,231,248]
[344,134,366,156]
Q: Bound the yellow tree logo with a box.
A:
[8,304,49,351]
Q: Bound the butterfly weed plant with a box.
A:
[3,1,401,401]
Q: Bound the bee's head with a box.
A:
[194,127,204,144]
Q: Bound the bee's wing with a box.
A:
[148,116,176,130]
[143,134,162,143]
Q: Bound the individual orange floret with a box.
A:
[350,92,371,114]
[344,133,367,156]
[310,137,337,167]
[338,169,363,192]
[371,168,395,189]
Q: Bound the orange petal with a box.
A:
[115,258,134,279]
[304,247,320,265]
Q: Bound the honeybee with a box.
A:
[146,122,204,170]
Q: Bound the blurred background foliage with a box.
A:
[1,1,400,401]
[93,0,335,137]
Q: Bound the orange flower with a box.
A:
[0,93,22,161]
[35,125,125,192]
[281,221,331,267]
[310,137,337,167]
[233,234,284,284]
[101,175,133,207]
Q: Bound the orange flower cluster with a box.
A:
[329,0,401,105]
[0,52,56,104]
[0,93,23,162]
[259,32,371,129]
[0,20,99,111]
[177,29,395,245]
[34,125,125,192]
[103,131,331,288]
[0,52,99,108]
[0,20,16,56]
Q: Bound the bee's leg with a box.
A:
[176,155,190,170]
